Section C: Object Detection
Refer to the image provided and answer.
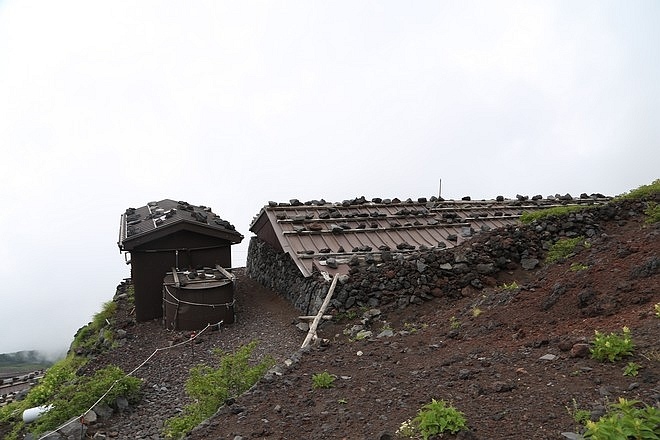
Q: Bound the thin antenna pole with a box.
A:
[438,179,442,199]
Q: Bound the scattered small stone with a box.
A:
[570,343,590,358]
[521,258,539,270]
[377,329,394,338]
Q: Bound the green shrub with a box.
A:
[93,301,117,328]
[311,371,335,389]
[644,202,660,224]
[0,362,141,439]
[163,341,274,439]
[614,179,660,201]
[546,237,588,263]
[397,399,467,439]
[655,303,660,318]
[71,300,118,352]
[520,205,588,224]
[584,398,659,439]
[30,365,141,436]
[590,327,634,362]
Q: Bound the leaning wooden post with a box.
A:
[301,273,339,348]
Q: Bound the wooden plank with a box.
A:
[298,315,333,321]
[215,264,236,282]
[171,268,180,287]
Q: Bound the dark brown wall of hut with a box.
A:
[130,230,233,322]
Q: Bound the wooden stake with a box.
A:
[301,274,339,348]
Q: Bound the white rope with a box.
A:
[37,324,212,440]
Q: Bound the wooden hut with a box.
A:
[118,199,243,322]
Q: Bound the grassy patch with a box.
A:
[570,262,590,272]
[162,341,274,439]
[644,202,660,224]
[520,205,589,224]
[546,237,588,263]
[614,179,660,201]
[71,300,119,353]
[0,356,140,439]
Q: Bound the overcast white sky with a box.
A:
[0,1,658,356]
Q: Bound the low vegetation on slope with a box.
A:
[0,296,140,439]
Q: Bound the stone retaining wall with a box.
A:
[246,198,655,314]
[246,238,329,314]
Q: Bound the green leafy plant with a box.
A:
[546,237,588,263]
[623,362,641,377]
[397,399,467,439]
[471,307,483,317]
[566,398,592,425]
[590,327,634,362]
[584,398,659,439]
[570,262,590,272]
[449,316,461,330]
[163,341,274,439]
[311,371,335,389]
[654,303,659,318]
[500,281,520,291]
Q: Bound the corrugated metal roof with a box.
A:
[119,199,243,250]
[249,195,609,277]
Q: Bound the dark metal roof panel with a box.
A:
[119,199,243,250]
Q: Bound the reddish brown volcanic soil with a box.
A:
[186,215,659,439]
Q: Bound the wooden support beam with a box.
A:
[301,274,339,349]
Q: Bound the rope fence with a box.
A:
[37,324,213,440]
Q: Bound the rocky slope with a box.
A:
[6,194,659,440]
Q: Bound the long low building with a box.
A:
[246,193,609,313]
